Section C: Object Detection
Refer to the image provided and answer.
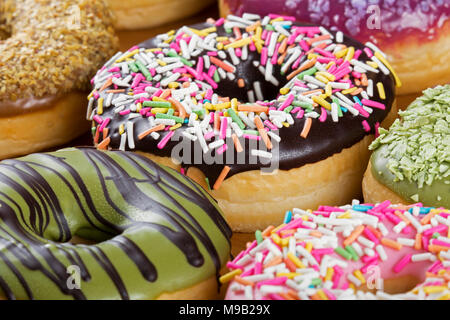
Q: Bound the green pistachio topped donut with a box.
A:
[0,148,231,300]
[365,85,449,207]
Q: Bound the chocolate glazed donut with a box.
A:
[0,148,231,300]
[89,14,398,231]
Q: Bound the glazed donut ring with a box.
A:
[0,148,231,300]
[89,14,398,232]
[363,85,450,208]
[0,0,119,160]
[219,0,450,95]
[223,201,450,300]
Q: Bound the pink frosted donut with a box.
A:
[222,200,450,300]
[219,0,450,95]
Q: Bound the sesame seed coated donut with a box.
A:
[89,13,398,231]
[0,0,119,159]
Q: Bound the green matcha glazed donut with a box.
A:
[0,148,231,300]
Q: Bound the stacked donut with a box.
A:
[88,13,399,231]
[222,200,450,300]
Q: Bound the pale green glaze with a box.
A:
[0,148,231,300]
[370,85,450,207]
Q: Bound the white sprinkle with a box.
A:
[336,31,343,43]
[371,56,390,75]
[357,236,375,248]
[126,121,135,149]
[375,245,387,261]
[253,81,264,101]
[397,237,415,246]
[251,149,272,159]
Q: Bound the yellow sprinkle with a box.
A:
[255,26,263,39]
[119,124,125,135]
[189,27,208,37]
[312,95,331,110]
[252,36,263,53]
[301,215,309,221]
[224,37,251,50]
[344,46,355,61]
[315,74,330,84]
[270,17,284,23]
[282,122,290,127]
[280,237,290,247]
[316,71,336,82]
[349,283,356,291]
[212,102,231,110]
[271,223,286,234]
[150,108,169,114]
[325,84,332,96]
[376,82,386,100]
[191,97,197,105]
[157,59,167,66]
[374,51,402,87]
[231,98,239,111]
[354,270,366,284]
[170,123,182,131]
[216,36,229,42]
[305,242,313,253]
[271,233,282,245]
[219,269,242,284]
[367,61,378,69]
[164,36,174,44]
[317,289,328,300]
[325,267,334,281]
[278,34,286,42]
[201,26,217,34]
[341,87,357,95]
[166,30,175,36]
[280,87,290,95]
[423,286,447,294]
[335,48,348,59]
[146,48,162,52]
[87,90,95,100]
[204,102,213,110]
[326,62,335,70]
[136,103,142,112]
[287,252,305,269]
[216,43,224,50]
[168,82,179,89]
[307,53,319,60]
[277,272,301,279]
[116,49,139,63]
[338,211,351,219]
[152,96,167,102]
[97,97,104,115]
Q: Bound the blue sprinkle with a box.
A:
[352,204,373,212]
[353,96,362,106]
[341,106,348,112]
[283,210,292,224]
[408,207,433,214]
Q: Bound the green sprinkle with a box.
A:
[205,177,211,191]
[213,69,220,83]
[265,25,275,31]
[242,130,259,136]
[167,108,175,116]
[193,109,205,117]
[156,113,184,123]
[432,232,441,239]
[332,97,343,117]
[335,247,352,260]
[284,106,294,113]
[297,67,317,80]
[135,60,153,81]
[310,278,322,286]
[345,245,359,261]
[143,101,171,108]
[227,108,245,130]
[255,230,263,244]
[292,101,313,109]
[128,62,139,73]
[167,51,193,67]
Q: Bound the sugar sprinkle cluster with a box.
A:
[222,200,450,300]
[89,13,400,189]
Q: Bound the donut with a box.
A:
[219,0,450,95]
[107,0,215,30]
[363,84,449,208]
[222,200,450,300]
[88,13,399,232]
[0,0,119,160]
[0,147,231,300]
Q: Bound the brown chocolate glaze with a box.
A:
[0,92,86,118]
[95,21,395,186]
